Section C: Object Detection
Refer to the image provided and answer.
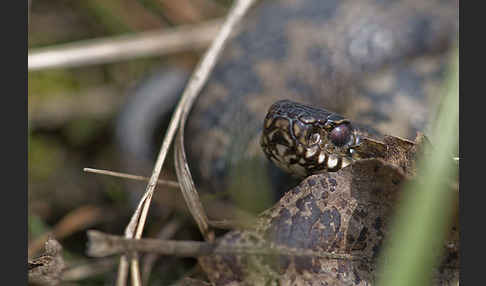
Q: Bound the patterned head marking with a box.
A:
[261,100,360,177]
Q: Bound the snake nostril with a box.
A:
[329,123,351,147]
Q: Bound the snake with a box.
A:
[116,0,458,213]
[261,99,363,177]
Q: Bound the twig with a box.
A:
[28,19,223,71]
[87,230,362,261]
[83,168,179,188]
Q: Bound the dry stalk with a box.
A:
[83,168,179,188]
[88,230,362,261]
[28,19,223,71]
[116,0,258,285]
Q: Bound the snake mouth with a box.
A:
[261,100,361,177]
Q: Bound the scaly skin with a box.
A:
[184,0,457,212]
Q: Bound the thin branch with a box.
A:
[83,168,179,188]
[87,230,362,261]
[28,19,223,71]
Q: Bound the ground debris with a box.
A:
[28,238,66,286]
[198,151,458,285]
[355,133,430,177]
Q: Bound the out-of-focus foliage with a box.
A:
[376,49,459,286]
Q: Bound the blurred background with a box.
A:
[28,0,231,284]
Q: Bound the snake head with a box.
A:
[261,100,361,177]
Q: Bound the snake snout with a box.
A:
[261,100,361,177]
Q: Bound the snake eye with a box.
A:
[329,123,351,147]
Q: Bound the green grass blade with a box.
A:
[376,48,459,286]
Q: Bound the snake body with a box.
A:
[117,0,458,212]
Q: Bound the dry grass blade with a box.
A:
[28,19,223,71]
[83,168,179,188]
[87,230,360,261]
[115,0,257,284]
[172,0,257,240]
[174,132,212,241]
[376,49,459,286]
[117,256,129,286]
